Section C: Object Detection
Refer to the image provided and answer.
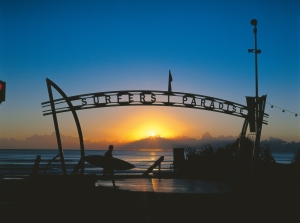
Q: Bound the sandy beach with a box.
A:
[1,176,300,223]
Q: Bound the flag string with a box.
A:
[266,102,298,117]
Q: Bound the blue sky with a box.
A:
[0,0,299,144]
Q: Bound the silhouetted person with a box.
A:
[103,145,119,188]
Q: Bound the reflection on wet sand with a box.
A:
[96,178,235,193]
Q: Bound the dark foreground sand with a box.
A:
[1,177,300,223]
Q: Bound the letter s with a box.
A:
[151,94,156,103]
[82,98,87,106]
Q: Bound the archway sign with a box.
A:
[42,76,268,175]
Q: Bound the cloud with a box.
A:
[0,132,235,151]
[1,133,299,152]
[261,137,300,153]
[201,132,214,139]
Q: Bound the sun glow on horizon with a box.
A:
[108,108,185,141]
[82,107,206,142]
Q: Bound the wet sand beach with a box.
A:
[1,176,300,222]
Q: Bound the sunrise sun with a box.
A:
[147,131,162,138]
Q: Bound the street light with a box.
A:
[248,19,261,103]
[248,19,262,170]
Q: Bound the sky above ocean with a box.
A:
[0,0,299,143]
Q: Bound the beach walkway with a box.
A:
[1,177,300,222]
[97,177,235,193]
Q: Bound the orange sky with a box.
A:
[43,106,245,143]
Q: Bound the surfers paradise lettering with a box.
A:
[42,90,248,118]
[88,93,157,105]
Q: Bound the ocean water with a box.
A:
[272,152,295,164]
[0,149,295,177]
[0,149,173,177]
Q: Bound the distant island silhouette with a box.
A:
[1,132,299,152]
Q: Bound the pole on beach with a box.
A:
[248,19,262,169]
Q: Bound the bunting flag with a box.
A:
[168,70,173,92]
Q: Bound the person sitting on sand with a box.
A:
[103,145,119,188]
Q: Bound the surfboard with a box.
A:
[84,155,135,170]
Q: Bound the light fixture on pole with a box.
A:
[248,19,261,105]
[248,19,262,170]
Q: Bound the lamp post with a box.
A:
[248,19,261,169]
[248,19,261,103]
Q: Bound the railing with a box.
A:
[142,156,164,176]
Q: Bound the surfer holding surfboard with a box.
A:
[103,145,119,189]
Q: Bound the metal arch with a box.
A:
[238,119,249,161]
[43,154,60,175]
[46,78,85,175]
[42,89,268,123]
[252,95,267,169]
[43,79,269,174]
